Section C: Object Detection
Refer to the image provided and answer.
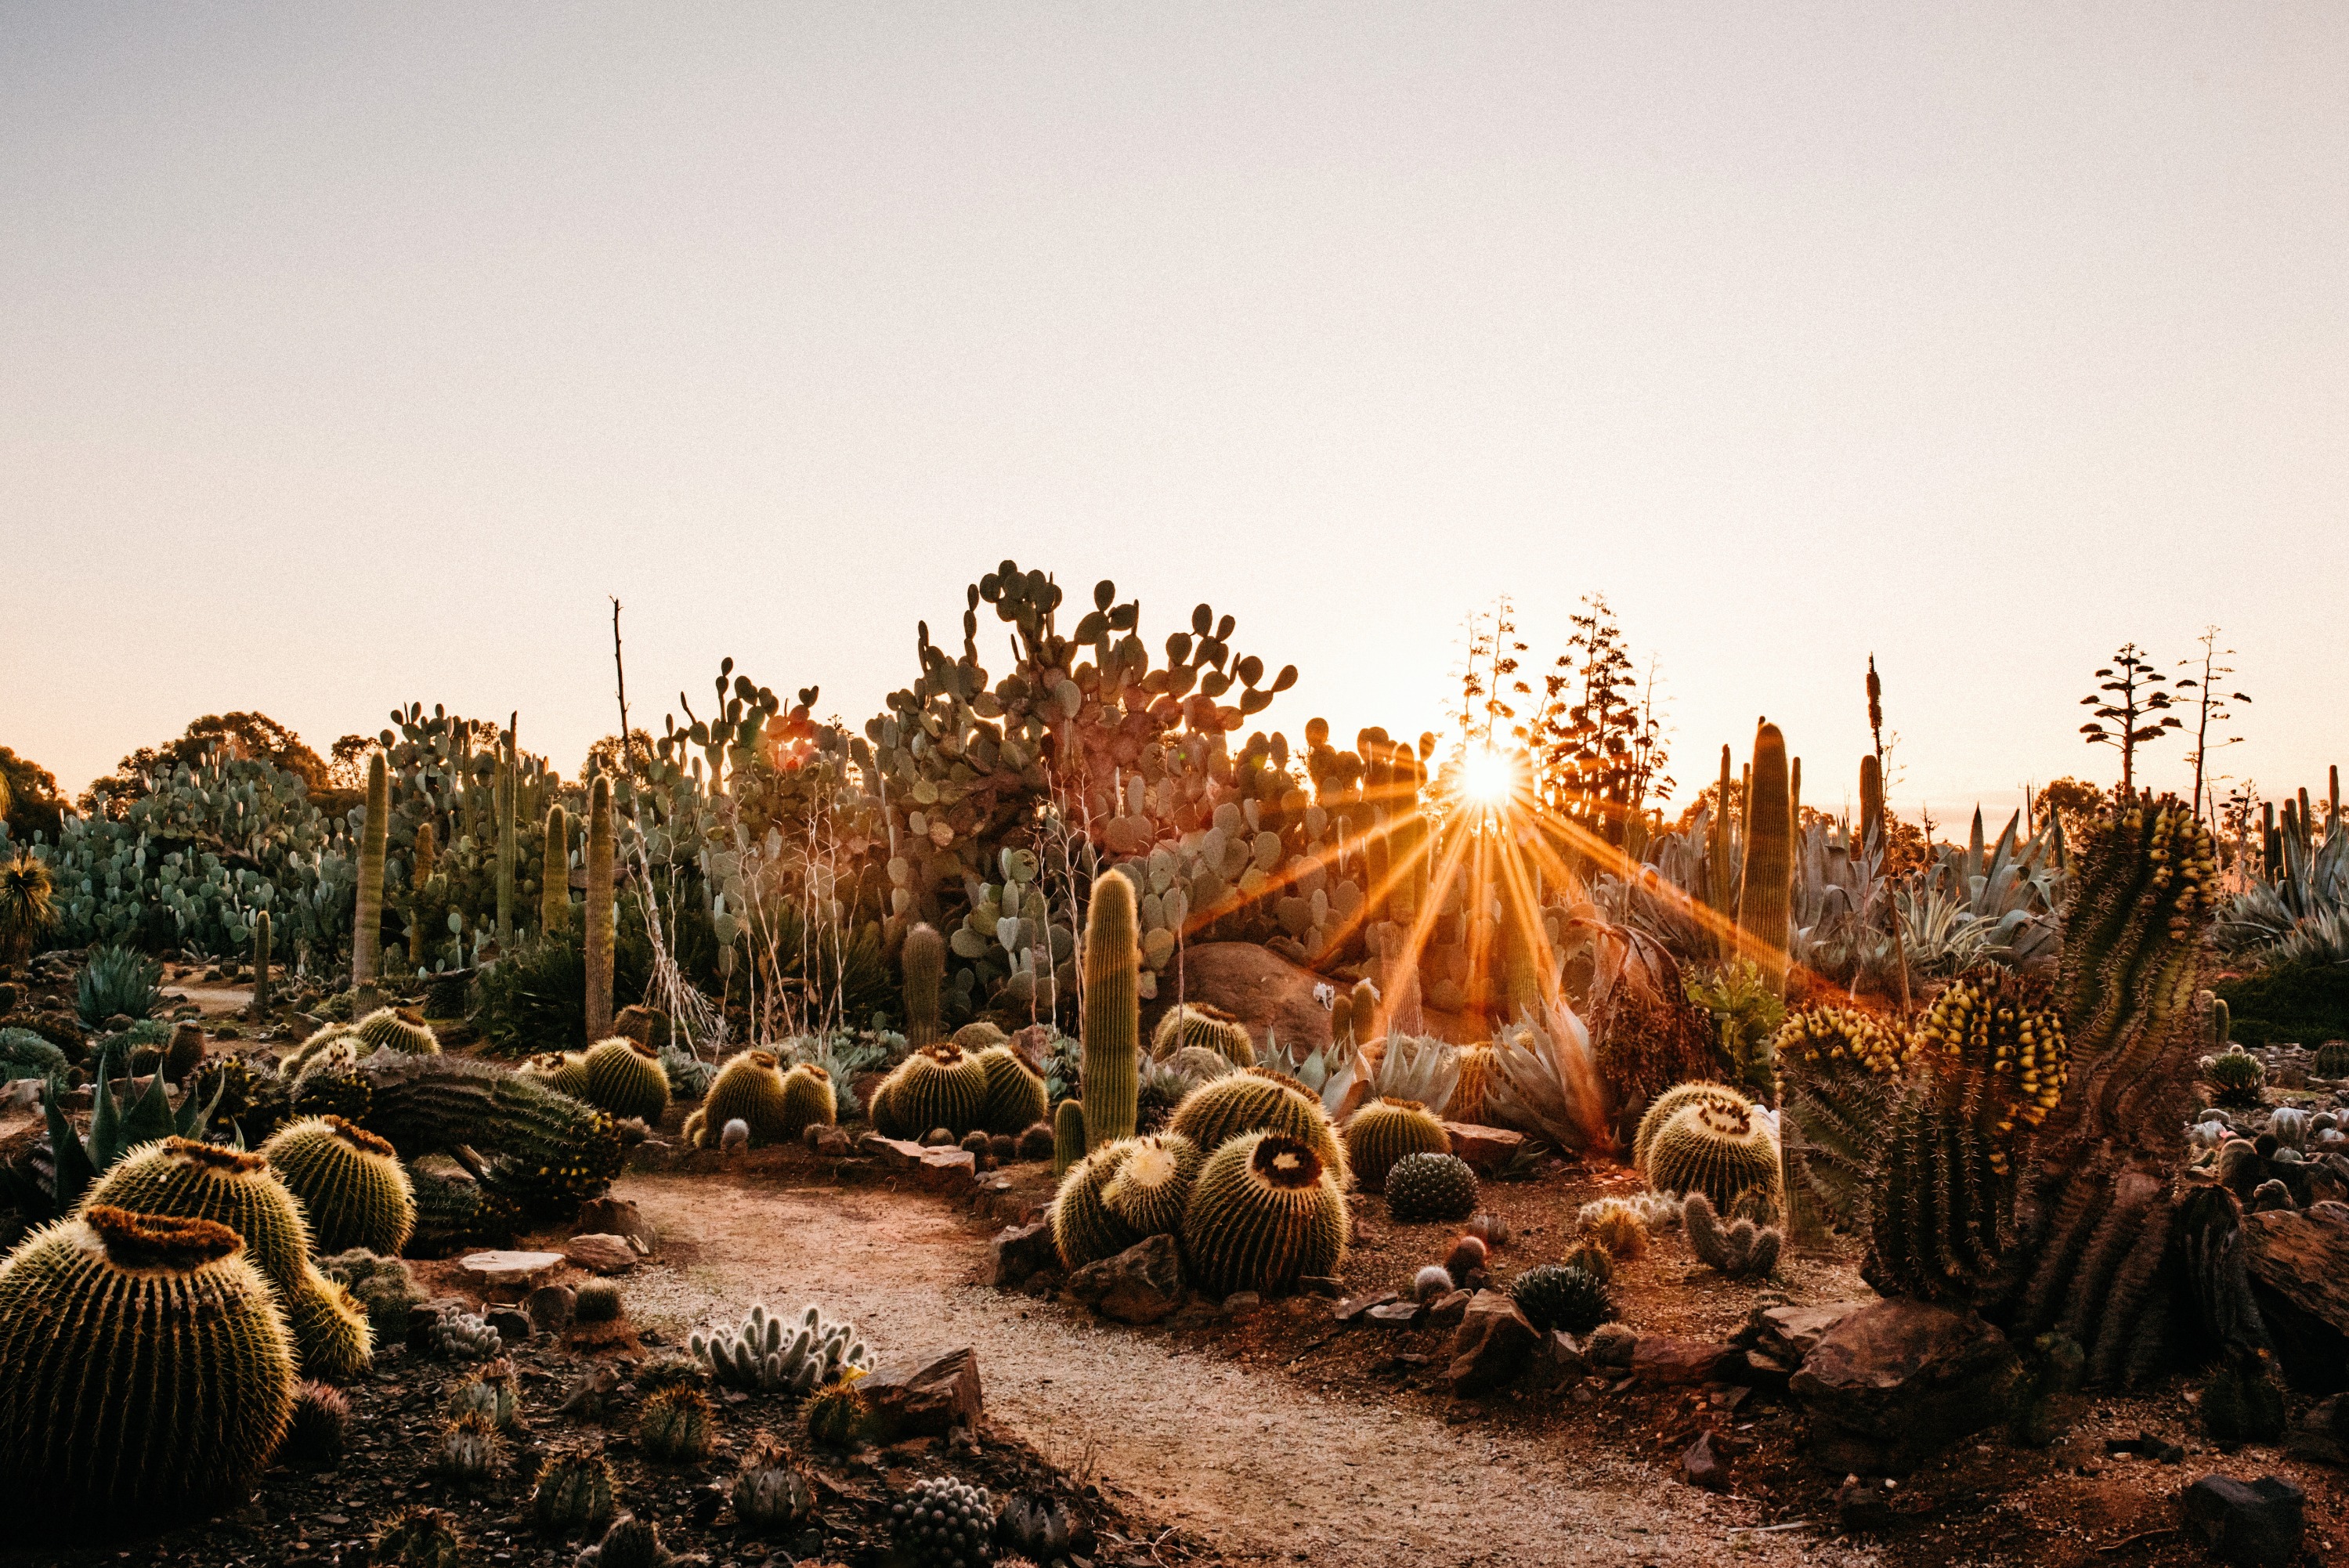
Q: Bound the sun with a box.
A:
[1458,746,1519,807]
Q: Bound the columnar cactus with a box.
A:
[1775,1006,1914,1232]
[1081,869,1140,1149]
[354,752,389,1013]
[263,1115,417,1256]
[1180,1132,1348,1296]
[252,908,273,1017]
[1340,1097,1451,1190]
[0,1206,295,1521]
[541,802,570,936]
[902,923,945,1047]
[408,820,437,970]
[1052,1097,1086,1176]
[1735,721,1793,990]
[495,729,517,952]
[1859,753,1885,857]
[581,1036,670,1124]
[584,773,614,1042]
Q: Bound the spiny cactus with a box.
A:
[902,922,945,1048]
[1168,1067,1349,1190]
[323,1248,427,1339]
[584,773,615,1042]
[2201,1346,2286,1442]
[0,1206,295,1520]
[523,1049,596,1100]
[542,802,571,936]
[281,1020,357,1079]
[1341,1097,1452,1190]
[355,1006,440,1056]
[533,1448,617,1537]
[734,1433,819,1522]
[1632,1080,1750,1179]
[283,1379,351,1466]
[263,1115,417,1256]
[1413,1263,1455,1301]
[871,1043,988,1140]
[355,753,389,1013]
[1682,1191,1781,1277]
[574,1278,623,1324]
[1735,721,1794,990]
[1574,1198,1650,1259]
[1775,1005,1915,1233]
[1451,1042,1496,1126]
[345,1050,625,1214]
[1508,1263,1614,1334]
[780,1062,839,1136]
[432,1409,508,1483]
[375,1505,464,1568]
[1182,1132,1349,1296]
[1382,1150,1479,1222]
[689,1302,872,1394]
[1100,1132,1202,1237]
[2201,1044,2265,1107]
[408,820,438,971]
[975,1043,1048,1134]
[407,1164,522,1253]
[1151,1003,1254,1068]
[805,1371,871,1451]
[639,1384,715,1462]
[1082,870,1141,1150]
[686,1050,793,1147]
[1643,1096,1781,1216]
[2315,1040,2349,1078]
[577,1513,674,1568]
[290,1036,377,1125]
[448,1358,521,1429]
[252,907,273,1016]
[1052,1098,1086,1176]
[891,1474,996,1568]
[1561,1239,1614,1283]
[435,1309,504,1361]
[1051,1140,1137,1269]
[582,1036,671,1124]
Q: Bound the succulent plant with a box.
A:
[1168,1067,1350,1190]
[76,942,164,1028]
[541,801,571,936]
[355,1006,440,1057]
[263,1115,417,1255]
[1050,1140,1137,1269]
[447,1357,521,1430]
[1643,1096,1781,1216]
[689,1302,873,1394]
[660,1044,715,1100]
[533,1448,617,1536]
[435,1310,504,1361]
[353,754,391,1013]
[872,1043,989,1140]
[1682,1192,1781,1277]
[282,1379,351,1467]
[345,1051,625,1214]
[1775,1005,1915,1233]
[573,1278,624,1324]
[974,1044,1049,1135]
[1413,1263,1455,1301]
[1151,1003,1255,1068]
[1082,870,1142,1150]
[581,1036,671,1124]
[577,1513,678,1568]
[407,1163,522,1253]
[779,1062,840,1137]
[1099,1132,1202,1237]
[2315,1041,2349,1078]
[373,1505,465,1568]
[2201,1044,2265,1107]
[1382,1151,1478,1223]
[0,1206,295,1519]
[2201,1346,2286,1443]
[432,1409,508,1483]
[1631,1080,1750,1179]
[1574,1198,1650,1259]
[733,1434,819,1526]
[639,1384,715,1462]
[584,774,616,1042]
[1508,1262,1614,1334]
[1180,1131,1348,1296]
[891,1474,996,1567]
[687,1050,793,1147]
[804,1371,871,1450]
[996,1490,1081,1560]
[1736,721,1794,989]
[323,1247,428,1339]
[902,922,946,1047]
[1342,1097,1452,1190]
[1051,1098,1086,1176]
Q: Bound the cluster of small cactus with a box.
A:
[1167,1067,1349,1189]
[533,1448,618,1536]
[1341,1097,1452,1189]
[689,1302,872,1393]
[1383,1151,1479,1223]
[263,1115,417,1255]
[891,1474,996,1567]
[1574,1198,1650,1259]
[323,1248,428,1340]
[2201,1044,2266,1107]
[638,1384,716,1462]
[581,1035,671,1124]
[1682,1192,1781,1277]
[1180,1132,1349,1295]
[435,1310,504,1361]
[683,1050,793,1147]
[1507,1263,1614,1334]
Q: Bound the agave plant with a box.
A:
[75,943,165,1027]
[1357,1033,1462,1115]
[0,1058,227,1221]
[2217,820,2349,963]
[1483,1003,1603,1152]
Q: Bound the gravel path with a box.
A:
[616,1171,1874,1568]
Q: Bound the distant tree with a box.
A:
[80,712,330,815]
[584,730,656,780]
[2032,776,2107,842]
[0,746,66,843]
[327,734,381,791]
[2078,643,2181,793]
[2175,628,2251,824]
[1532,595,1671,853]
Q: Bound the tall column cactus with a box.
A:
[353,753,389,1013]
[583,773,614,1042]
[540,804,569,937]
[1705,744,1736,950]
[1081,869,1140,1151]
[251,910,272,1019]
[1859,754,1885,858]
[494,727,517,952]
[1736,721,1792,991]
[902,923,944,1047]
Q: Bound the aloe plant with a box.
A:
[2,1060,226,1220]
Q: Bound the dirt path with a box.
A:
[616,1171,1876,1568]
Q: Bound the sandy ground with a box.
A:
[616,1169,1878,1568]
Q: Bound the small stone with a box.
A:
[1632,1335,1738,1387]
[1445,1290,1539,1396]
[1334,1290,1399,1323]
[1297,1275,1346,1298]
[858,1134,927,1169]
[806,1123,853,1157]
[2182,1474,2304,1567]
[915,1147,978,1194]
[1441,1122,1527,1175]
[1068,1234,1186,1324]
[1222,1292,1263,1317]
[1834,1474,1895,1529]
[1365,1302,1425,1328]
[563,1234,639,1275]
[1427,1289,1473,1328]
[486,1307,533,1345]
[573,1196,653,1250]
[524,1284,576,1333]
[457,1250,565,1292]
[987,1220,1060,1289]
[862,1347,984,1441]
[1682,1430,1731,1491]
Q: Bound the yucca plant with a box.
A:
[0,850,54,963]
[76,943,164,1027]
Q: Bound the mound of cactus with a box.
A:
[684,1050,793,1147]
[1181,1131,1349,1295]
[1508,1263,1614,1334]
[891,1474,995,1568]
[734,1434,818,1526]
[580,1036,670,1124]
[1682,1192,1782,1277]
[0,1205,295,1520]
[974,1044,1049,1135]
[872,1042,990,1140]
[354,1006,440,1057]
[1643,1094,1781,1216]
[1099,1132,1202,1237]
[1151,1003,1255,1068]
[532,1449,617,1537]
[1382,1151,1479,1223]
[638,1384,715,1462]
[1574,1198,1650,1259]
[263,1115,417,1256]
[1168,1067,1349,1188]
[1051,1140,1136,1269]
[1341,1097,1451,1190]
[689,1302,872,1394]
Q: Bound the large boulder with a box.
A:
[2243,1202,2349,1390]
[987,1220,1060,1289]
[1068,1234,1186,1324]
[1153,943,1332,1059]
[1790,1299,2022,1474]
[2182,1475,2304,1568]
[1446,1289,1540,1396]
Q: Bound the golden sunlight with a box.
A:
[1458,745,1520,807]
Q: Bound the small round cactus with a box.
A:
[1050,1141,1137,1270]
[282,1380,351,1467]
[1561,1239,1615,1283]
[1382,1151,1479,1223]
[1632,1080,1750,1177]
[780,1062,840,1137]
[574,1278,625,1324]
[975,1043,1049,1134]
[804,1371,872,1450]
[1168,1067,1350,1189]
[2315,1040,2349,1078]
[262,1115,417,1255]
[431,1410,508,1483]
[354,1006,439,1056]
[1442,1234,1487,1279]
[284,1269,375,1380]
[532,1448,617,1536]
[733,1434,817,1527]
[1180,1132,1349,1297]
[1051,1099,1086,1176]
[1575,1197,1650,1259]
[1342,1097,1452,1190]
[581,1036,670,1124]
[580,1514,670,1568]
[692,1050,793,1146]
[1151,1002,1255,1068]
[435,1310,503,1361]
[447,1359,520,1429]
[638,1384,715,1462]
[1509,1263,1615,1334]
[1017,1120,1056,1162]
[373,1505,464,1568]
[1100,1133,1202,1237]
[891,1474,996,1568]
[1644,1096,1782,1215]
[1412,1264,1455,1302]
[522,1050,594,1100]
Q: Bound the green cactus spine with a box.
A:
[1053,1098,1086,1176]
[263,1115,417,1256]
[902,922,945,1048]
[252,908,273,1018]
[638,1385,714,1462]
[871,1042,989,1139]
[688,1050,793,1147]
[779,1062,839,1137]
[0,1206,295,1521]
[975,1043,1048,1134]
[1645,1097,1781,1214]
[1082,869,1140,1150]
[581,1036,670,1124]
[1632,1080,1750,1179]
[1150,1003,1254,1068]
[1100,1132,1202,1237]
[1341,1097,1451,1190]
[355,1006,440,1056]
[1167,1067,1350,1189]
[541,802,569,936]
[354,752,389,1013]
[1381,1150,1479,1222]
[407,821,436,970]
[344,1051,624,1216]
[1051,1141,1137,1268]
[1735,721,1793,991]
[1180,1132,1348,1296]
[1775,1008,1914,1232]
[584,773,615,1043]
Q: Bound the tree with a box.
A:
[1533,595,1671,851]
[0,746,66,843]
[2033,776,2107,843]
[2175,628,2251,824]
[80,713,330,815]
[2077,643,2180,792]
[327,734,380,791]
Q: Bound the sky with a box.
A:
[4,4,2344,829]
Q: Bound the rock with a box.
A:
[1446,1290,1540,1396]
[916,1147,978,1194]
[1154,941,1334,1060]
[1791,1299,2023,1474]
[2181,1475,2304,1567]
[486,1306,533,1345]
[863,1347,984,1440]
[1443,1122,1527,1175]
[1223,1292,1263,1317]
[986,1221,1060,1289]
[806,1124,853,1158]
[1068,1234,1187,1324]
[858,1134,927,1169]
[1545,1330,1590,1379]
[0,1078,39,1111]
[1298,1275,1345,1298]
[1428,1288,1473,1328]
[564,1234,639,1275]
[1632,1335,1738,1387]
[1335,1290,1399,1323]
[1586,1321,1638,1368]
[1735,1349,1795,1394]
[1740,1299,1870,1364]
[2286,1392,2349,1466]
[574,1196,654,1251]
[1682,1431,1731,1492]
[1366,1302,1426,1328]
[2243,1205,2349,1335]
[457,1250,566,1292]
[524,1284,576,1333]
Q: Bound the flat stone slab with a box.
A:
[457,1250,565,1290]
[859,1133,927,1169]
[1366,1301,1426,1328]
[564,1234,639,1274]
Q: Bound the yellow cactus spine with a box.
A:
[354,753,389,1013]
[1081,869,1140,1150]
[584,773,614,1042]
